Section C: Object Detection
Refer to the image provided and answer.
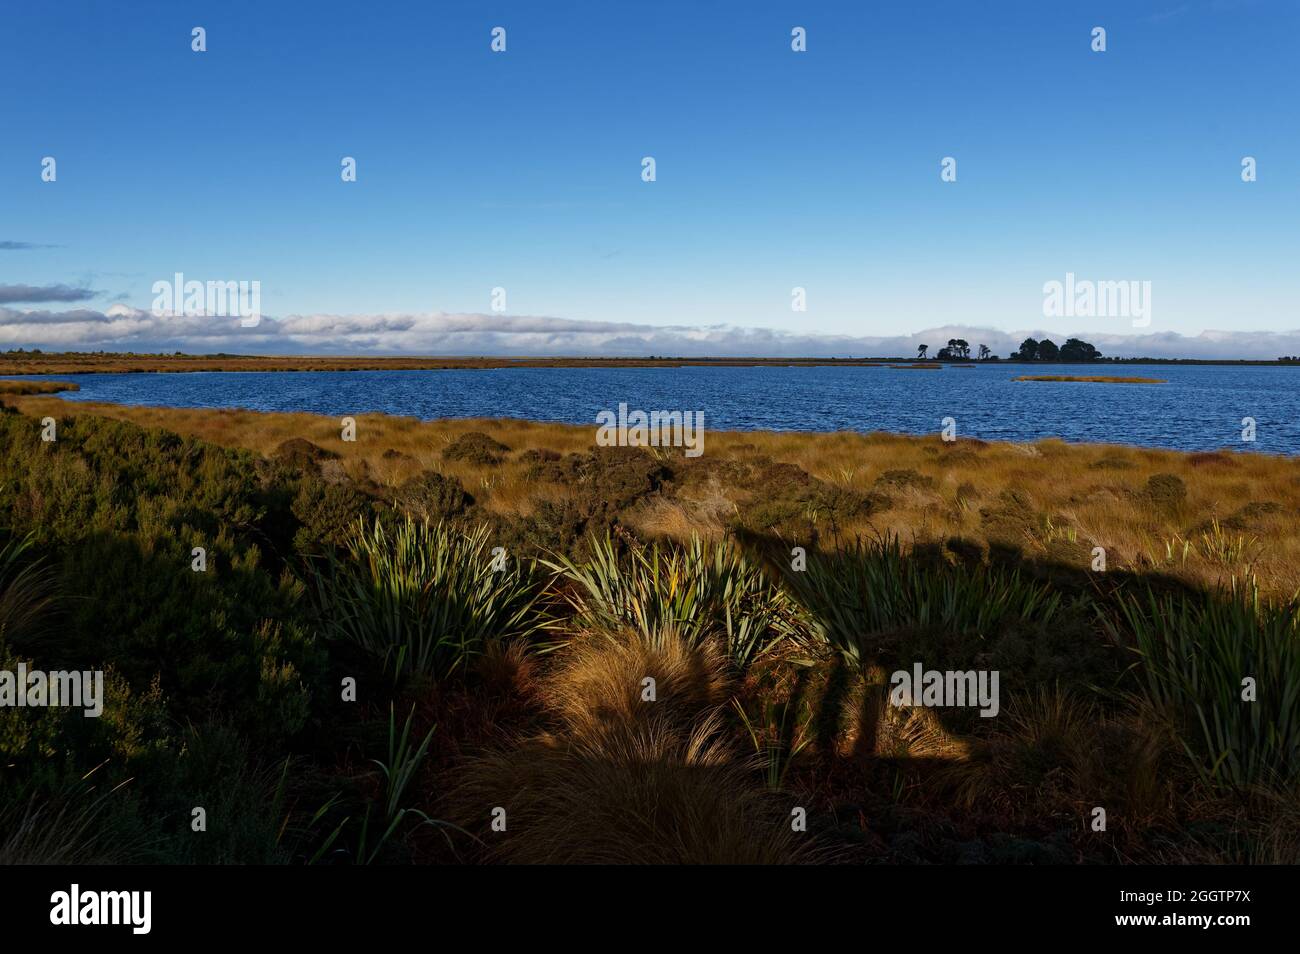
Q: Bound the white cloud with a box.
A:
[1,305,1299,360]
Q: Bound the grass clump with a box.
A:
[546,533,793,670]
[1107,581,1300,791]
[313,517,549,680]
[446,630,808,864]
[786,535,1065,670]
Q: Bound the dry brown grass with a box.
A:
[444,630,810,863]
[546,628,734,742]
[9,394,1300,596]
[838,670,971,762]
[926,688,1182,840]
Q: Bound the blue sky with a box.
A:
[2,0,1298,356]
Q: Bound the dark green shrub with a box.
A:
[739,462,886,537]
[1090,455,1136,471]
[443,432,510,466]
[395,470,472,522]
[273,438,338,470]
[874,469,935,492]
[292,478,370,551]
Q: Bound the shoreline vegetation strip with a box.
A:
[1,353,1299,375]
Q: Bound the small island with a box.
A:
[0,379,80,395]
[1014,375,1166,384]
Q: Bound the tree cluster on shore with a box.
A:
[916,337,1103,362]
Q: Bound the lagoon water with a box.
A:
[14,363,1300,455]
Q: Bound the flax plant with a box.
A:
[314,517,549,679]
[545,533,796,670]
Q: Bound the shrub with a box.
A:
[54,533,316,740]
[579,446,670,511]
[0,412,266,546]
[442,432,509,466]
[292,478,370,551]
[524,498,593,559]
[518,448,672,557]
[740,462,888,536]
[979,489,1038,546]
[518,449,569,482]
[874,469,935,492]
[1091,455,1136,471]
[1223,501,1284,531]
[394,470,472,523]
[272,438,338,470]
[1145,473,1187,508]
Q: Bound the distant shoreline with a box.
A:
[2,352,1299,375]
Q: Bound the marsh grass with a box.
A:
[785,534,1064,668]
[20,394,1296,591]
[18,396,1292,597]
[0,764,131,864]
[1106,581,1300,790]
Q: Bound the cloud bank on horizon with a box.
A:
[1,297,1298,361]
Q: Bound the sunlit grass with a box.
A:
[10,395,1300,598]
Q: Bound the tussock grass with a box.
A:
[0,534,55,644]
[445,629,810,863]
[931,688,1178,832]
[545,627,734,742]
